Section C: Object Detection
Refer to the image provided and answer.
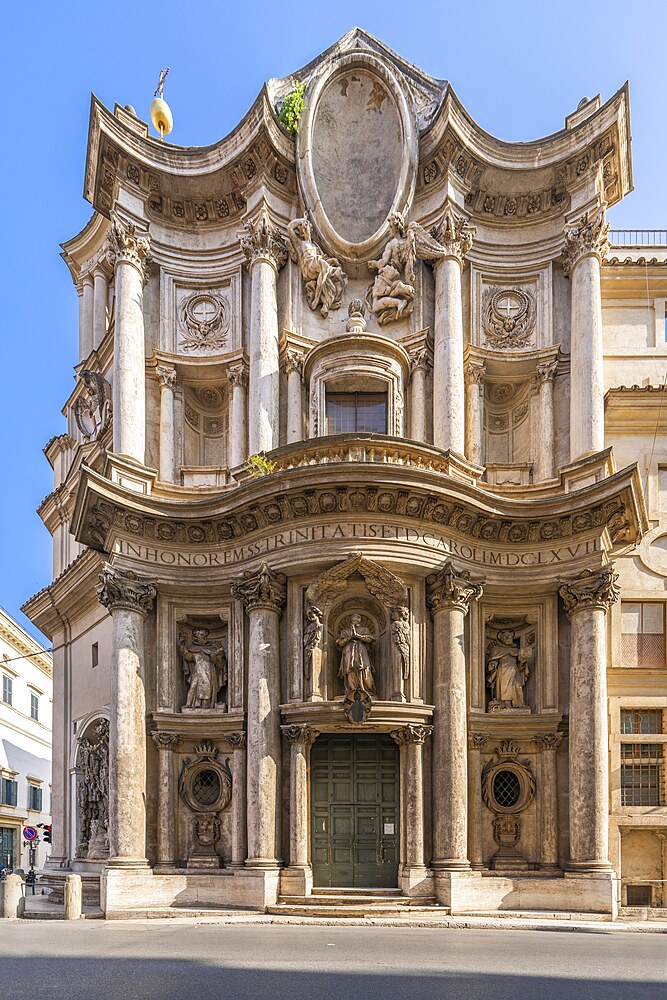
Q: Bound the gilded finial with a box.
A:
[150,67,173,140]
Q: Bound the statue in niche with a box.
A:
[179,628,228,711]
[337,614,376,698]
[390,606,411,687]
[366,212,416,325]
[286,216,347,317]
[303,604,323,682]
[75,719,109,859]
[486,628,531,711]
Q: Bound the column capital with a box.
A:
[409,347,431,375]
[107,217,151,282]
[282,724,317,748]
[468,732,488,751]
[427,560,483,615]
[535,359,558,385]
[390,723,433,746]
[240,211,288,271]
[464,360,486,386]
[155,365,177,390]
[559,565,619,618]
[562,205,609,276]
[151,732,182,752]
[226,731,247,750]
[281,349,304,378]
[432,206,474,270]
[532,733,562,752]
[97,566,157,617]
[231,562,287,615]
[227,363,249,388]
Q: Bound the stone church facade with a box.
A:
[24,30,667,917]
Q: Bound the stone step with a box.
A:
[278,893,435,907]
[267,903,444,918]
[453,909,611,922]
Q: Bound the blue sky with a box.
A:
[2,0,666,642]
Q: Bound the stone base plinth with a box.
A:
[40,871,101,906]
[434,870,619,916]
[279,866,313,898]
[101,866,279,916]
[400,866,434,897]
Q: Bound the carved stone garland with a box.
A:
[178,291,230,352]
[482,287,536,349]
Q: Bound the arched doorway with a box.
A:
[310,733,399,888]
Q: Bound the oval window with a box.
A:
[492,769,521,809]
[192,768,221,807]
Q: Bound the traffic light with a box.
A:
[37,824,52,844]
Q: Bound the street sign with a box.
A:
[23,826,38,841]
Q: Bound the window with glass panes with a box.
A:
[620,708,664,806]
[27,785,42,812]
[621,602,666,668]
[1,777,17,806]
[2,674,12,705]
[325,392,387,435]
[30,693,39,721]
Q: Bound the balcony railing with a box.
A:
[609,230,667,247]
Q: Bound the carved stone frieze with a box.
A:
[74,370,112,441]
[558,565,619,617]
[426,560,483,615]
[306,553,408,612]
[106,217,150,282]
[482,287,535,349]
[286,216,347,317]
[97,567,157,617]
[231,562,287,614]
[240,212,287,271]
[562,206,610,276]
[178,291,230,352]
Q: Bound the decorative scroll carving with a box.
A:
[74,370,112,441]
[390,724,433,746]
[178,628,228,711]
[192,813,221,858]
[558,566,619,617]
[282,724,317,748]
[75,719,109,860]
[178,291,229,352]
[535,360,558,385]
[426,560,483,615]
[562,206,610,276]
[97,567,156,617]
[303,604,323,682]
[240,211,287,270]
[482,287,535,349]
[390,606,411,681]
[107,217,150,281]
[286,216,347,317]
[179,743,232,814]
[306,553,408,612]
[231,562,287,614]
[410,347,431,375]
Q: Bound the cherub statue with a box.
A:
[179,628,228,710]
[286,216,347,317]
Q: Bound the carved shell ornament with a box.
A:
[179,291,229,352]
[483,287,535,349]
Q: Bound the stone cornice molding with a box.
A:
[558,565,619,617]
[390,723,433,746]
[107,217,151,282]
[155,365,177,390]
[151,732,182,752]
[240,211,287,272]
[97,565,157,617]
[432,206,474,270]
[281,724,317,748]
[231,562,287,615]
[426,559,483,615]
[562,206,610,276]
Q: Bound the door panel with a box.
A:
[310,734,399,888]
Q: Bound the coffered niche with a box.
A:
[182,382,229,486]
[470,265,552,353]
[160,271,242,355]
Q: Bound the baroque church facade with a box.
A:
[24,30,667,917]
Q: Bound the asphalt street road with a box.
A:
[1,923,665,1000]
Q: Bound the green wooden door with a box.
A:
[311,734,399,888]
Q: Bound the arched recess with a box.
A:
[71,713,110,863]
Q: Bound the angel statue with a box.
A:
[337,614,376,698]
[286,216,347,317]
[179,628,228,711]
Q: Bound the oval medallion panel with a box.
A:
[298,52,416,263]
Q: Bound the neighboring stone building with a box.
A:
[0,608,52,872]
[23,30,667,917]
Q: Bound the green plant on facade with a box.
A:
[245,452,276,478]
[277,81,307,135]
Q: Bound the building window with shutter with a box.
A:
[27,785,42,812]
[2,674,12,705]
[621,602,666,668]
[30,693,39,721]
[1,777,17,806]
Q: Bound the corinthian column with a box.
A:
[282,725,317,889]
[226,731,247,868]
[467,733,487,869]
[427,561,483,870]
[533,361,558,482]
[533,733,562,869]
[283,351,304,444]
[107,218,151,464]
[151,733,182,867]
[92,258,110,350]
[559,566,619,871]
[391,724,432,878]
[240,213,287,456]
[563,207,609,462]
[227,365,248,469]
[464,361,485,466]
[409,349,430,443]
[156,365,177,483]
[80,271,95,361]
[231,563,286,867]
[432,208,474,455]
[97,566,156,867]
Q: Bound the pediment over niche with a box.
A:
[306,553,408,612]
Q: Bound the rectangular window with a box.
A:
[30,693,39,721]
[325,392,388,435]
[1,778,17,807]
[627,884,652,906]
[621,602,666,668]
[91,642,99,669]
[620,749,663,806]
[2,674,12,705]
[27,785,42,812]
[621,709,663,734]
